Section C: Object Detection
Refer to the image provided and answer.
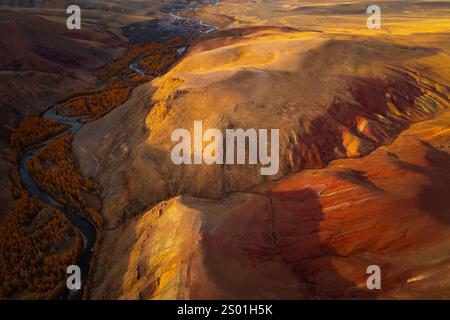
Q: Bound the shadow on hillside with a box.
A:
[393,141,450,226]
[197,187,378,299]
[269,187,377,299]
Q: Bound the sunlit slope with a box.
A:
[90,110,450,299]
[75,27,449,227]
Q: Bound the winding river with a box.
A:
[17,5,219,300]
[18,107,94,300]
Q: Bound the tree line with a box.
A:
[27,134,103,228]
[10,116,67,152]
